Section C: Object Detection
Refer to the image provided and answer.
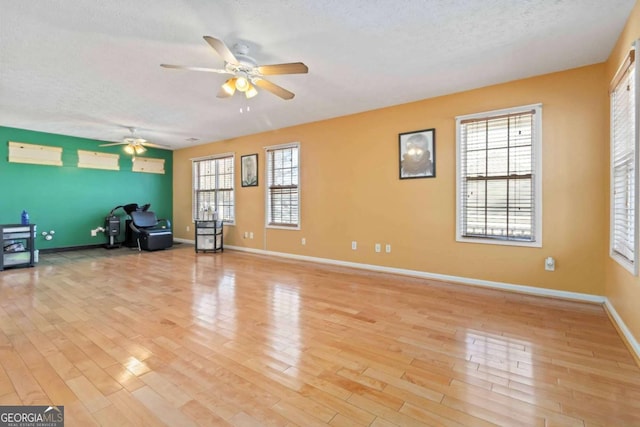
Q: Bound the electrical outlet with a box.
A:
[545,257,555,271]
[375,243,381,253]
[301,238,306,245]
[91,229,97,237]
[186,225,190,232]
[249,232,254,239]
[351,241,357,250]
[385,244,391,253]
[244,231,248,238]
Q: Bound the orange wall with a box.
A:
[606,1,640,343]
[174,63,608,296]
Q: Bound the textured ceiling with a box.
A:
[0,0,635,150]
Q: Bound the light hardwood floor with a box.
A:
[1,244,639,426]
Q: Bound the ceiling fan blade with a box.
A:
[99,142,128,147]
[258,62,309,75]
[141,142,169,149]
[253,78,295,100]
[160,64,231,74]
[203,36,238,65]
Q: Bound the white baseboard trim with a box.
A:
[225,245,605,303]
[604,298,640,363]
[174,238,195,244]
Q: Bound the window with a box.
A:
[456,104,542,246]
[192,154,235,223]
[610,46,638,274]
[266,143,299,228]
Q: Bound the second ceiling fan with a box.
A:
[161,36,308,100]
[99,127,167,155]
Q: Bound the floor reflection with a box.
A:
[191,273,236,337]
[465,330,532,372]
[269,284,301,366]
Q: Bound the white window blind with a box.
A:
[192,154,235,223]
[457,104,542,246]
[610,46,638,274]
[266,144,299,227]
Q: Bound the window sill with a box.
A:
[266,224,300,231]
[456,235,541,248]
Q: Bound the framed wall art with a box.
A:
[241,153,258,187]
[399,128,435,179]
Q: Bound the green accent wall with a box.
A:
[0,126,173,250]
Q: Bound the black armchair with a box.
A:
[128,210,173,251]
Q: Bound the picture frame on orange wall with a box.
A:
[241,153,258,187]
[399,128,436,179]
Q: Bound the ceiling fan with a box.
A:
[99,127,167,154]
[161,36,308,100]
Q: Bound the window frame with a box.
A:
[610,45,639,275]
[191,153,235,225]
[264,142,300,230]
[456,104,543,247]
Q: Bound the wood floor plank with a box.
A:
[76,360,123,396]
[23,359,79,406]
[63,400,100,427]
[447,378,583,426]
[0,245,638,425]
[271,399,334,427]
[228,411,272,427]
[557,374,640,406]
[399,401,472,427]
[179,399,233,427]
[103,363,146,393]
[563,389,640,425]
[369,417,403,427]
[0,364,15,398]
[299,383,376,426]
[0,346,49,404]
[91,403,139,427]
[442,395,544,426]
[285,366,353,401]
[386,385,498,427]
[328,412,370,427]
[346,393,434,426]
[365,367,444,403]
[132,385,198,427]
[63,323,120,369]
[0,392,20,405]
[65,375,111,413]
[107,388,168,427]
[139,371,192,408]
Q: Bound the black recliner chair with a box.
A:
[124,204,173,251]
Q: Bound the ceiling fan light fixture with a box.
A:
[222,78,237,95]
[245,83,258,99]
[99,127,166,152]
[235,75,250,92]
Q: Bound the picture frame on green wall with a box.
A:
[399,128,435,179]
[241,153,258,187]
